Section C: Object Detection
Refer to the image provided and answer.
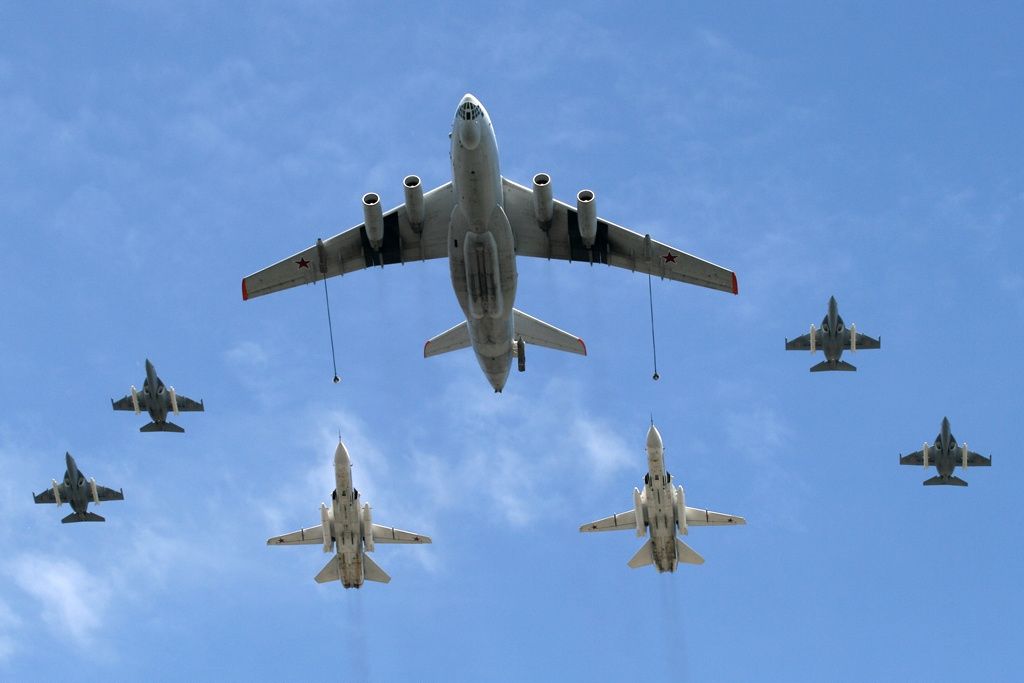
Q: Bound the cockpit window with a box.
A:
[458,102,481,121]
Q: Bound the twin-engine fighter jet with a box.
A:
[785,296,880,371]
[243,94,738,392]
[267,441,431,588]
[899,417,991,486]
[111,359,204,432]
[581,424,745,572]
[33,452,124,523]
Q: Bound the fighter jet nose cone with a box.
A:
[460,93,479,105]
[646,424,663,450]
[334,442,350,464]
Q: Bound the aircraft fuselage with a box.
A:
[643,428,680,573]
[330,443,368,588]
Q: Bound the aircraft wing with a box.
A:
[111,394,146,411]
[33,486,62,504]
[173,394,205,412]
[785,330,821,351]
[966,451,992,467]
[685,507,746,526]
[849,331,881,350]
[242,182,455,300]
[502,178,737,295]
[899,449,929,466]
[371,524,431,544]
[95,485,124,502]
[267,524,325,546]
[579,510,639,532]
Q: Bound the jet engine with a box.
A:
[89,478,99,505]
[403,175,424,231]
[633,487,646,537]
[923,443,929,468]
[850,323,857,352]
[362,192,384,249]
[130,385,141,414]
[320,503,333,553]
[362,503,375,552]
[52,479,62,506]
[809,324,816,353]
[169,387,179,415]
[576,189,597,248]
[962,443,968,469]
[532,173,553,230]
[674,485,687,536]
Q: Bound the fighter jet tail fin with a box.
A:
[810,360,856,372]
[424,321,471,358]
[61,512,105,523]
[140,421,185,433]
[314,557,341,584]
[362,553,392,584]
[512,308,587,356]
[627,540,655,568]
[675,538,705,565]
[923,475,968,487]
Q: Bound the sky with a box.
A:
[0,1,1021,680]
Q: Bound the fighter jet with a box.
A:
[243,94,738,392]
[33,452,124,523]
[580,424,745,572]
[111,359,204,432]
[785,296,880,371]
[899,417,991,486]
[267,441,431,588]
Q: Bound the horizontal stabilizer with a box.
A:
[627,539,654,568]
[362,553,391,583]
[675,538,705,565]
[140,421,185,433]
[424,321,471,358]
[512,309,586,356]
[314,557,341,584]
[62,512,105,523]
[924,475,968,487]
[810,360,856,372]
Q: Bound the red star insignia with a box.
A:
[663,252,677,263]
[296,258,310,269]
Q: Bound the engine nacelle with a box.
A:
[130,385,141,414]
[320,503,333,553]
[513,337,526,372]
[362,503,374,553]
[962,443,968,470]
[675,485,687,536]
[576,189,597,248]
[633,487,646,537]
[850,323,857,352]
[362,192,384,249]
[809,324,816,353]
[169,387,179,415]
[52,479,62,506]
[403,176,424,232]
[89,478,99,505]
[923,443,930,468]
[532,173,553,230]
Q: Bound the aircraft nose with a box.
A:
[646,424,663,451]
[65,452,74,468]
[460,93,480,106]
[334,441,350,467]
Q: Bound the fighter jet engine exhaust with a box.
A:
[576,189,597,248]
[532,173,553,230]
[362,193,384,249]
[403,176,424,231]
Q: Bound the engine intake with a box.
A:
[576,189,597,248]
[532,173,553,230]
[403,176,424,232]
[362,193,384,249]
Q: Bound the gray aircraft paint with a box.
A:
[111,358,204,432]
[899,417,992,486]
[32,452,124,523]
[785,296,880,371]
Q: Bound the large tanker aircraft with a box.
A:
[243,94,737,391]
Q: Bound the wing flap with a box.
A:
[371,524,431,544]
[580,510,638,533]
[267,525,325,546]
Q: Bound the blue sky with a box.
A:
[0,2,1021,680]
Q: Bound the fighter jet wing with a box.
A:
[965,451,992,466]
[848,332,881,350]
[899,449,929,466]
[785,331,821,351]
[579,510,639,532]
[502,178,737,295]
[33,486,62,504]
[173,394,205,412]
[267,525,325,545]
[112,394,147,411]
[371,524,431,544]
[95,485,124,502]
[242,182,455,300]
[685,507,746,526]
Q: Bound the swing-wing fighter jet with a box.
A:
[112,359,204,432]
[785,296,880,371]
[33,452,124,523]
[242,94,737,392]
[899,417,991,486]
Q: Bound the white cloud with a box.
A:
[8,555,111,647]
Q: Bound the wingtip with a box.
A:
[423,340,430,358]
[731,272,739,295]
[578,338,587,355]
[241,278,249,301]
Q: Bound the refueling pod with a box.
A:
[89,478,99,505]
[962,443,968,469]
[130,386,140,414]
[169,387,179,415]
[362,503,374,553]
[923,444,930,468]
[52,480,62,506]
[362,193,384,249]
[633,487,645,537]
[809,324,816,353]
[674,485,687,536]
[850,323,857,351]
